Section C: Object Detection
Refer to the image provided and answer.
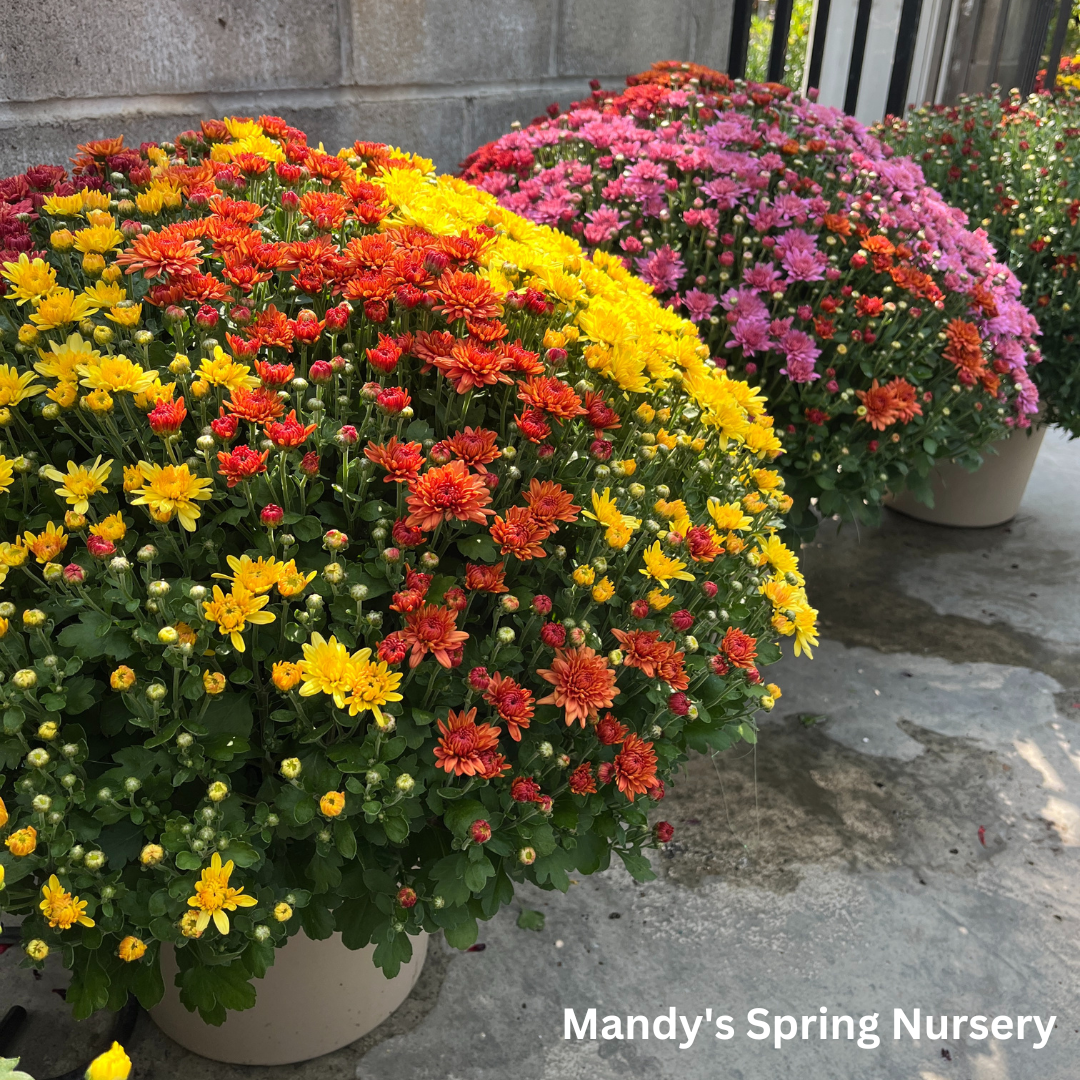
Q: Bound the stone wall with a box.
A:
[0,0,733,176]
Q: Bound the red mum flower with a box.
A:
[431,270,502,322]
[147,396,187,435]
[405,460,493,532]
[468,666,491,691]
[594,712,629,745]
[377,632,408,665]
[568,762,597,795]
[720,626,758,669]
[433,707,502,777]
[668,691,690,715]
[376,386,410,414]
[436,426,501,472]
[484,673,534,741]
[522,479,580,532]
[464,561,508,593]
[583,391,621,432]
[392,518,425,548]
[490,506,550,561]
[476,747,510,779]
[654,821,674,843]
[540,622,566,648]
[433,338,512,393]
[516,376,584,421]
[366,333,402,374]
[211,408,238,441]
[612,733,660,801]
[86,534,115,558]
[536,646,620,727]
[365,437,425,483]
[515,408,551,443]
[443,586,467,611]
[255,359,295,388]
[631,599,650,619]
[510,775,542,803]
[265,409,317,449]
[217,444,270,487]
[402,604,469,668]
[685,525,723,563]
[226,386,286,424]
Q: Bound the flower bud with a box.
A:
[140,843,165,866]
[518,846,537,865]
[145,683,167,703]
[395,773,415,794]
[84,850,106,871]
[274,901,293,921]
[280,757,302,779]
[207,781,229,802]
[26,747,49,768]
[12,669,38,690]
[158,626,179,645]
[31,794,52,813]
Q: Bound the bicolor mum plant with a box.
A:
[462,62,1042,527]
[0,116,815,1022]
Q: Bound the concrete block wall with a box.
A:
[0,0,733,177]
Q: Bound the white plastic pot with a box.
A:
[886,425,1046,527]
[151,931,428,1065]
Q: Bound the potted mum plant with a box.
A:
[877,87,1080,522]
[0,117,815,1065]
[461,62,1042,531]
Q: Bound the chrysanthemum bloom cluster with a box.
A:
[879,86,1080,434]
[461,63,1041,527]
[0,116,813,1022]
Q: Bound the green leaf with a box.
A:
[175,851,203,870]
[516,908,545,931]
[0,1059,36,1080]
[359,500,392,522]
[334,820,357,860]
[62,676,98,714]
[616,850,657,883]
[443,799,487,838]
[456,534,499,562]
[292,515,324,541]
[57,611,133,660]
[463,857,495,893]
[383,815,409,843]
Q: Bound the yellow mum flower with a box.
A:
[35,331,99,382]
[129,461,213,530]
[572,565,596,587]
[752,468,783,491]
[647,588,674,611]
[277,559,318,598]
[708,499,752,533]
[636,403,656,423]
[298,632,358,709]
[0,455,14,496]
[30,287,95,330]
[74,220,123,254]
[117,936,147,962]
[755,535,801,580]
[320,791,346,817]
[224,115,263,139]
[86,1042,132,1080]
[193,346,259,393]
[272,660,302,692]
[639,541,694,587]
[213,554,284,595]
[0,539,27,567]
[42,192,87,217]
[39,874,95,929]
[591,577,615,602]
[344,652,404,726]
[90,512,127,541]
[583,488,640,533]
[106,303,143,328]
[2,253,57,305]
[744,420,783,459]
[78,353,156,395]
[81,388,114,413]
[0,364,45,407]
[186,851,258,935]
[42,456,112,515]
[82,280,127,309]
[122,464,143,492]
[24,522,67,563]
[202,585,275,652]
[605,522,632,549]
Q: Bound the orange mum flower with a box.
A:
[435,426,501,472]
[402,603,469,668]
[365,436,425,483]
[226,386,286,424]
[568,762,597,795]
[299,190,351,230]
[248,304,294,351]
[433,339,512,393]
[431,270,502,323]
[405,460,493,532]
[720,626,758,669]
[490,506,550,561]
[483,673,534,741]
[612,733,660,801]
[885,377,922,424]
[537,646,620,727]
[116,232,202,280]
[516,376,585,421]
[855,379,899,431]
[942,318,985,376]
[265,409,317,449]
[522,479,580,532]
[433,707,502,777]
[464,561,508,593]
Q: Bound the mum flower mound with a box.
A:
[878,85,1080,436]
[0,116,811,1025]
[461,62,1041,528]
